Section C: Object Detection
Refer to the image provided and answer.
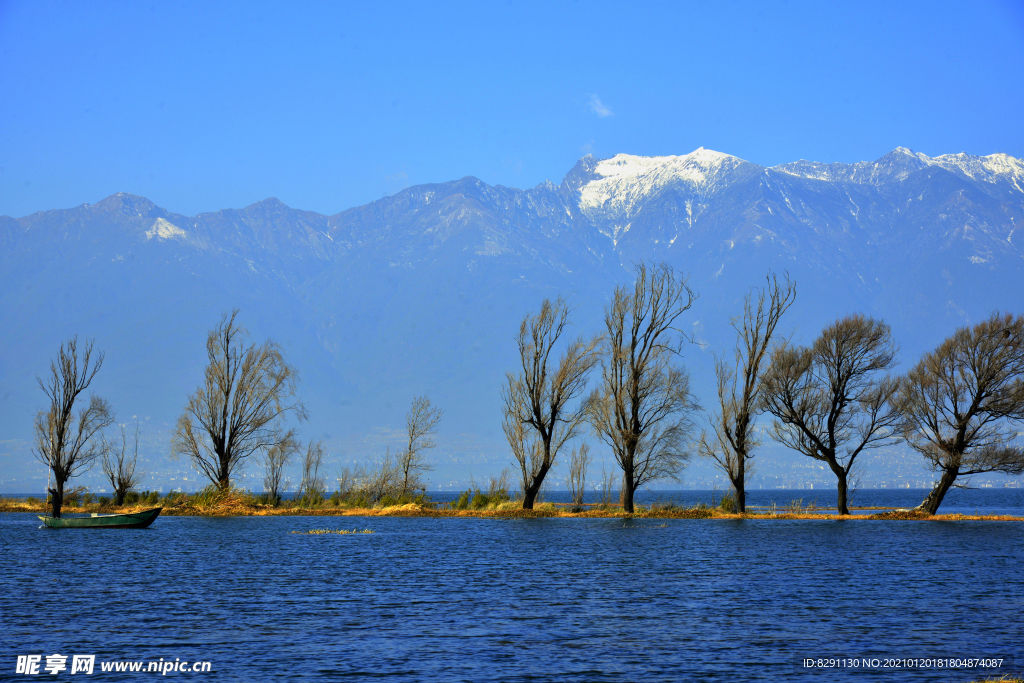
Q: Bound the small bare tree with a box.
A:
[336,462,367,501]
[172,310,307,490]
[761,314,902,515]
[698,273,796,513]
[298,440,327,506]
[397,396,442,496]
[596,464,616,506]
[502,297,601,509]
[101,423,146,506]
[33,337,114,518]
[587,262,699,513]
[365,448,402,503]
[900,312,1024,514]
[565,442,591,506]
[262,430,299,506]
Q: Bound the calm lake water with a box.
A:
[2,501,1022,681]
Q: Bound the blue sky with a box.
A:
[1,0,1023,218]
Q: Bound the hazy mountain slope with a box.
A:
[1,147,1022,491]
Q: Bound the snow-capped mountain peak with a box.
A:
[576,148,755,220]
[773,148,1024,193]
[928,151,1024,189]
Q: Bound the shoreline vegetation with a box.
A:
[27,276,1024,523]
[2,489,1021,521]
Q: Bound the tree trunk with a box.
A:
[917,466,959,515]
[114,489,126,506]
[49,478,65,518]
[622,469,635,514]
[828,461,850,516]
[736,455,746,514]
[836,476,849,516]
[521,463,551,510]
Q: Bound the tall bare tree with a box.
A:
[565,442,591,506]
[761,314,901,515]
[33,337,115,518]
[101,423,146,506]
[397,396,442,496]
[502,297,601,509]
[698,273,796,513]
[899,312,1024,514]
[298,440,326,505]
[172,310,307,490]
[587,262,699,513]
[262,430,300,506]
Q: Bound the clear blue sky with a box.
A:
[2,0,1023,218]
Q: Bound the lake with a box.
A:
[2,501,1022,681]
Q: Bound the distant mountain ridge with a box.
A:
[2,147,1022,491]
[5,146,1021,274]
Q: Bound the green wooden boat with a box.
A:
[39,507,162,529]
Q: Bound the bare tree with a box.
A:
[698,273,796,513]
[336,463,363,500]
[899,312,1024,514]
[587,262,699,513]
[364,448,402,503]
[33,337,114,518]
[596,464,616,506]
[502,297,601,509]
[761,314,902,515]
[101,423,146,506]
[262,431,300,506]
[172,310,307,490]
[298,440,326,506]
[565,442,591,506]
[397,396,442,496]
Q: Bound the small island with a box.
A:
[5,488,1021,522]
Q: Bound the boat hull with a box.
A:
[39,507,162,529]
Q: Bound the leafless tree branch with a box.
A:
[171,310,307,490]
[101,423,146,506]
[698,272,795,513]
[33,337,114,518]
[396,395,442,496]
[587,262,699,513]
[761,314,901,515]
[900,311,1024,513]
[502,296,601,509]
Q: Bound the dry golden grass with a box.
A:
[3,495,1022,521]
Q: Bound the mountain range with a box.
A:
[2,147,1022,492]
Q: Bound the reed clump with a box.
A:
[450,473,514,511]
[166,486,257,515]
[867,509,931,520]
[290,528,374,535]
[645,501,714,519]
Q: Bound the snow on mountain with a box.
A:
[2,147,1023,490]
[145,217,188,241]
[774,147,1024,194]
[576,148,757,222]
[929,152,1024,191]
